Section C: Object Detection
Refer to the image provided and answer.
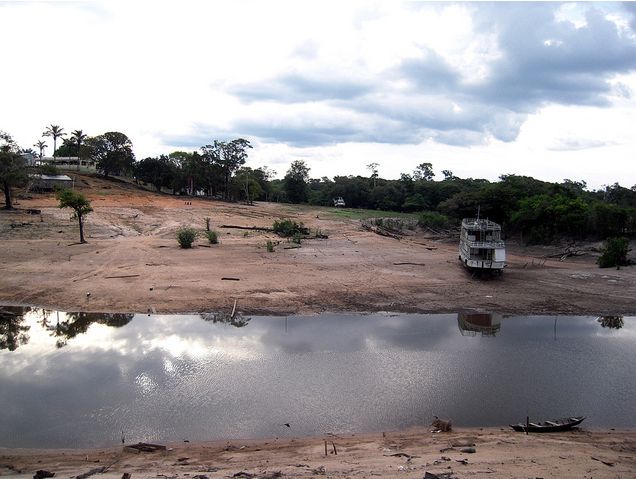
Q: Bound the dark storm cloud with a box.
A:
[205,3,636,149]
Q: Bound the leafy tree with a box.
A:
[0,306,31,351]
[44,312,133,348]
[230,167,263,203]
[442,169,456,180]
[284,160,310,203]
[0,131,27,209]
[89,131,135,177]
[201,138,252,200]
[597,315,624,329]
[43,124,65,157]
[56,188,93,243]
[135,156,176,192]
[413,162,434,181]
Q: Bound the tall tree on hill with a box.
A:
[0,131,27,210]
[43,124,65,157]
[70,129,87,171]
[34,140,47,160]
[88,131,135,178]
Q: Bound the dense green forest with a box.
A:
[3,128,636,244]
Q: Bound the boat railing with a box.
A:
[462,239,505,248]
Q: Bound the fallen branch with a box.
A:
[220,224,273,232]
[221,277,241,281]
[393,262,426,266]
[361,222,401,240]
[105,274,140,279]
[591,456,615,467]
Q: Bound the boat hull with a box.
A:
[510,416,585,433]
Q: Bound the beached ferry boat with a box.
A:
[459,218,506,272]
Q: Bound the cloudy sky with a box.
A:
[2,1,636,189]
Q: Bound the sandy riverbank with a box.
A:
[2,427,635,478]
[1,175,635,316]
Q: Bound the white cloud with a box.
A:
[1,1,635,189]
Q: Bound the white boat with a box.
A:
[459,218,506,272]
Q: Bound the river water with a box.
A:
[1,307,635,448]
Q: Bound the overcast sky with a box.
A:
[2,1,636,189]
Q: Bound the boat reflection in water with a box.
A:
[457,312,502,337]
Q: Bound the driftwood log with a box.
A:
[220,224,274,232]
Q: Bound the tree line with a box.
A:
[3,126,636,244]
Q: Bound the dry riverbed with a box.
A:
[1,174,635,316]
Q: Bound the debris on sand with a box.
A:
[430,416,452,432]
[123,442,167,453]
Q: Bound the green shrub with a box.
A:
[266,240,275,252]
[598,237,629,268]
[273,219,307,237]
[205,230,219,244]
[176,227,197,248]
[292,233,302,244]
[417,211,450,228]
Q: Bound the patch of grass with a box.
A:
[176,227,197,248]
[369,217,418,233]
[327,208,417,220]
[266,240,275,252]
[205,230,219,244]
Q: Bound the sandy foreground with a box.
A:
[1,428,635,478]
[1,175,636,478]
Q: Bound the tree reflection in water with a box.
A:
[200,312,251,328]
[597,315,624,330]
[0,306,31,351]
[44,312,134,348]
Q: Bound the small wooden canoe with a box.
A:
[510,416,585,432]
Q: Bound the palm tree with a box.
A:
[70,129,87,171]
[42,125,65,158]
[34,140,47,160]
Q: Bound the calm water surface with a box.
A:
[1,308,635,448]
